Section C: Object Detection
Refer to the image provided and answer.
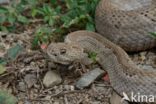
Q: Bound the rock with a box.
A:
[18,82,26,92]
[64,85,75,91]
[138,52,147,63]
[53,101,60,104]
[43,70,62,88]
[0,0,10,5]
[24,100,32,104]
[75,68,105,89]
[91,101,101,104]
[110,91,129,104]
[138,65,155,70]
[48,62,57,69]
[24,74,37,88]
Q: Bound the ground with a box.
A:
[0,31,155,104]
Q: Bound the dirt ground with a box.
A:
[0,31,155,104]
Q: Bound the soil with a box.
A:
[0,31,155,104]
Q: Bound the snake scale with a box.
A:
[47,0,156,103]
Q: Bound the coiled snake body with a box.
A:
[96,0,156,51]
[47,0,156,103]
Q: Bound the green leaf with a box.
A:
[7,25,16,32]
[0,7,8,14]
[0,16,6,24]
[150,32,156,37]
[0,26,8,32]
[0,65,6,74]
[49,17,54,26]
[5,44,23,61]
[43,4,52,14]
[88,52,97,62]
[31,9,38,17]
[26,0,38,6]
[86,22,95,31]
[44,16,50,22]
[32,36,39,49]
[8,16,16,24]
[50,0,57,4]
[0,58,7,65]
[0,90,18,104]
[65,0,78,9]
[17,15,29,24]
[55,6,61,13]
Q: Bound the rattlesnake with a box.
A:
[47,0,156,103]
[96,0,156,51]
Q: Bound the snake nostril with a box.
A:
[60,49,66,54]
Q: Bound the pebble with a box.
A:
[17,82,26,92]
[24,74,37,88]
[110,91,129,104]
[75,68,105,89]
[43,70,62,88]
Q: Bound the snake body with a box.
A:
[96,0,156,51]
[65,31,156,102]
[47,0,156,103]
[47,31,156,102]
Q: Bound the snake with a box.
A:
[47,0,156,103]
[96,0,156,52]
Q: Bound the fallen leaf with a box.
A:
[0,64,6,74]
[40,43,48,50]
[103,73,110,82]
[5,44,23,61]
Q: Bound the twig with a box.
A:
[64,95,69,104]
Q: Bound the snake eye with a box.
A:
[60,49,66,54]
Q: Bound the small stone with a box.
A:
[139,52,147,61]
[64,85,75,91]
[43,70,62,88]
[24,100,32,104]
[75,68,105,89]
[48,62,57,69]
[53,101,60,104]
[24,74,37,88]
[139,65,155,70]
[18,82,26,92]
[110,91,129,104]
[91,101,101,104]
[0,0,10,4]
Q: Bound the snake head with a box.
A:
[47,43,87,65]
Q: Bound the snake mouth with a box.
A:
[55,59,73,65]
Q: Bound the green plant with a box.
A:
[0,0,100,47]
[61,0,99,31]
[0,89,17,104]
[32,4,61,26]
[32,26,53,48]
[32,0,100,47]
[0,1,29,32]
[88,52,97,62]
[150,32,156,37]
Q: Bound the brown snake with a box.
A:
[47,0,156,103]
[96,0,156,51]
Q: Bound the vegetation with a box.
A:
[88,52,97,62]
[150,32,156,37]
[0,0,100,48]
